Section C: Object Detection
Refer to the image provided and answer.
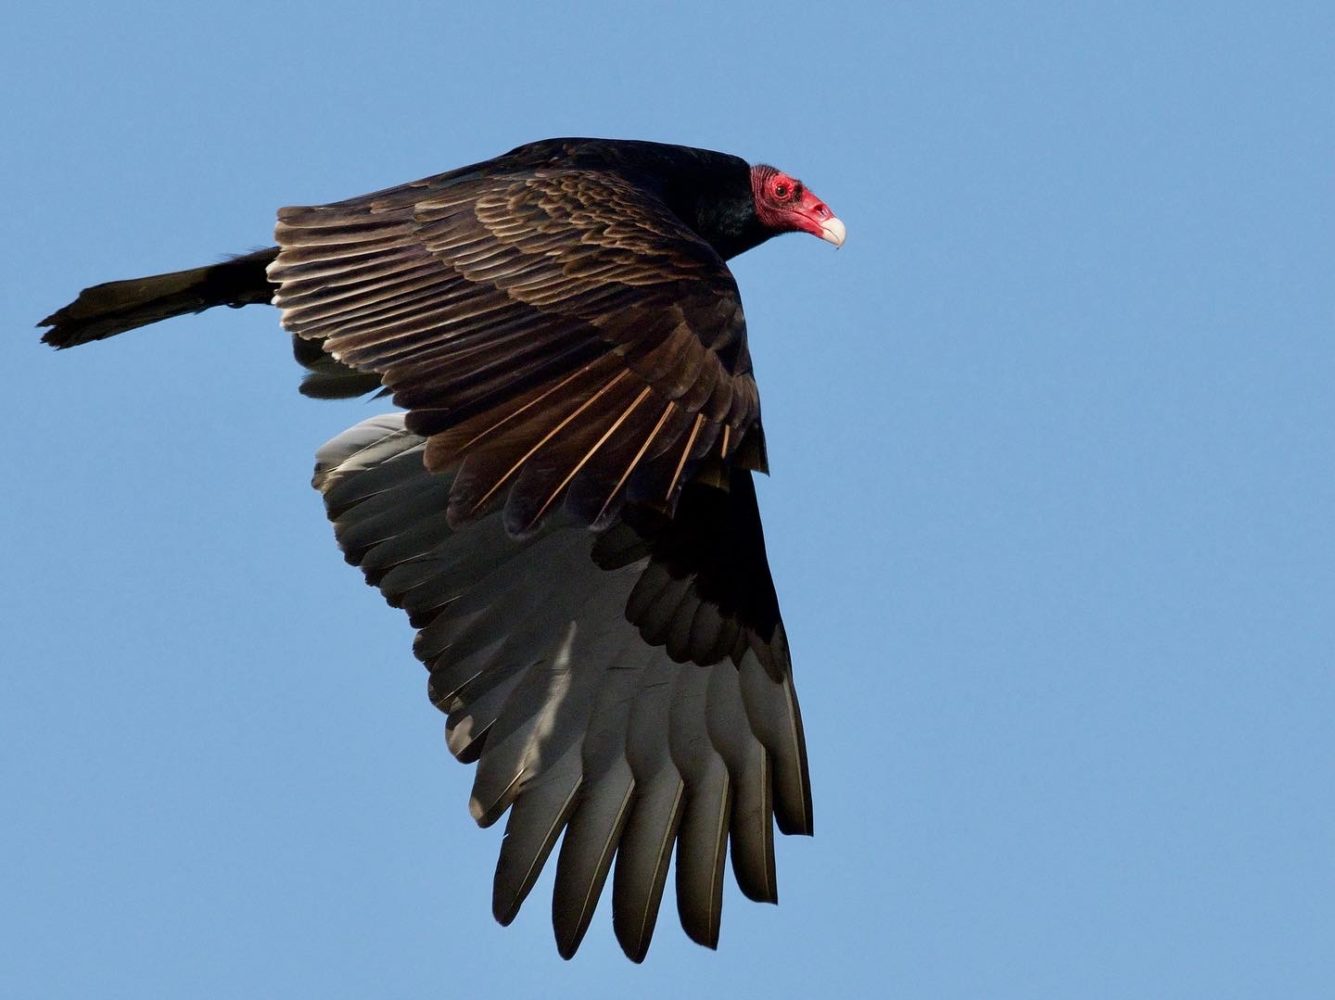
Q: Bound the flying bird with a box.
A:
[38,137,845,961]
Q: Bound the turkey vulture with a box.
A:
[38,137,845,961]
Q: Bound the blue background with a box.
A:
[3,2,1332,997]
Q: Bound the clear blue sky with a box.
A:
[3,2,1332,997]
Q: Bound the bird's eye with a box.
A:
[773,181,790,200]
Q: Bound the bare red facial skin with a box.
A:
[750,164,840,242]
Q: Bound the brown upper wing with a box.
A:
[268,168,762,536]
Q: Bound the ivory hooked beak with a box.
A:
[820,216,846,248]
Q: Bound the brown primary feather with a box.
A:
[269,167,760,537]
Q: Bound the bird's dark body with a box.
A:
[41,140,766,351]
[38,138,840,962]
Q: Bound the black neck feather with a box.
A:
[510,139,775,260]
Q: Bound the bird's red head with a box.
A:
[750,165,845,247]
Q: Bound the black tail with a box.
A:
[38,247,279,349]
